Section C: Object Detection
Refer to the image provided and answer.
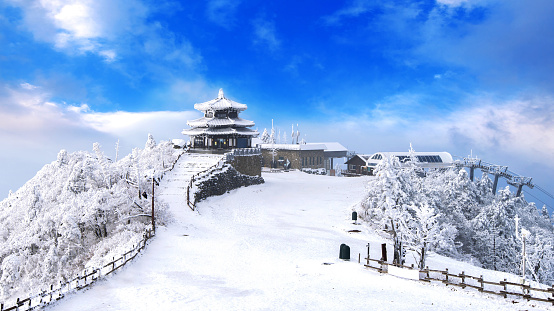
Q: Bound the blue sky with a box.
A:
[1,0,553,209]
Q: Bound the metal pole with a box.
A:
[151,178,155,233]
[522,235,526,278]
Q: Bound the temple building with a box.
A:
[182,89,259,149]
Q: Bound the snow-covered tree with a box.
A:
[403,203,456,269]
[261,128,270,143]
[0,135,181,301]
[145,133,156,149]
[358,146,554,283]
[269,127,276,144]
[541,205,550,222]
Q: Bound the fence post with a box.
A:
[460,271,465,288]
[366,243,370,266]
[426,266,430,280]
[503,278,507,298]
[445,268,449,285]
[479,275,484,292]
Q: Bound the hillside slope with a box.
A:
[50,171,548,310]
[0,136,179,302]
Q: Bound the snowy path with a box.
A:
[50,171,547,311]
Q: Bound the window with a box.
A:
[397,156,408,163]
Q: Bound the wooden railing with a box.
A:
[0,229,155,311]
[185,157,228,211]
[360,248,554,306]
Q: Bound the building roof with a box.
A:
[318,142,348,152]
[182,127,259,137]
[187,116,255,128]
[257,142,349,157]
[258,143,326,151]
[345,154,372,165]
[194,89,248,112]
[370,151,453,163]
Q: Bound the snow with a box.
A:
[48,170,549,310]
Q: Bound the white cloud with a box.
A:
[20,82,38,90]
[323,0,372,25]
[252,17,281,52]
[300,93,554,190]
[99,49,116,62]
[435,0,470,6]
[206,0,240,28]
[0,82,198,198]
[8,0,147,59]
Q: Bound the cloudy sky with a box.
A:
[1,0,553,207]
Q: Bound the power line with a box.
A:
[522,189,552,211]
[535,184,554,200]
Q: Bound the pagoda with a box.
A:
[182,89,259,149]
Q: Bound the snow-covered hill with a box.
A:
[0,135,180,302]
[49,171,549,310]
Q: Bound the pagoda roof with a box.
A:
[194,89,248,112]
[182,127,259,137]
[187,116,255,128]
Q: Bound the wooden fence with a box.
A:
[0,229,155,311]
[361,250,554,306]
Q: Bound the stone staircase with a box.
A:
[158,153,224,212]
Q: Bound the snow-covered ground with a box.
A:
[49,170,550,310]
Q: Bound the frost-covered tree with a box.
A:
[541,205,550,222]
[269,127,276,144]
[403,203,456,269]
[360,154,421,264]
[358,147,554,283]
[260,128,270,143]
[145,133,156,149]
[0,135,181,301]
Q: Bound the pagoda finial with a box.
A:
[218,88,224,99]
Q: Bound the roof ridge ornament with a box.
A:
[218,88,224,99]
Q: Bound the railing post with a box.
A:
[503,278,508,298]
[479,275,484,292]
[460,271,466,288]
[445,268,449,285]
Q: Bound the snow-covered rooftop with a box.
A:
[193,89,248,112]
[182,127,259,137]
[187,117,255,128]
[318,142,348,152]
